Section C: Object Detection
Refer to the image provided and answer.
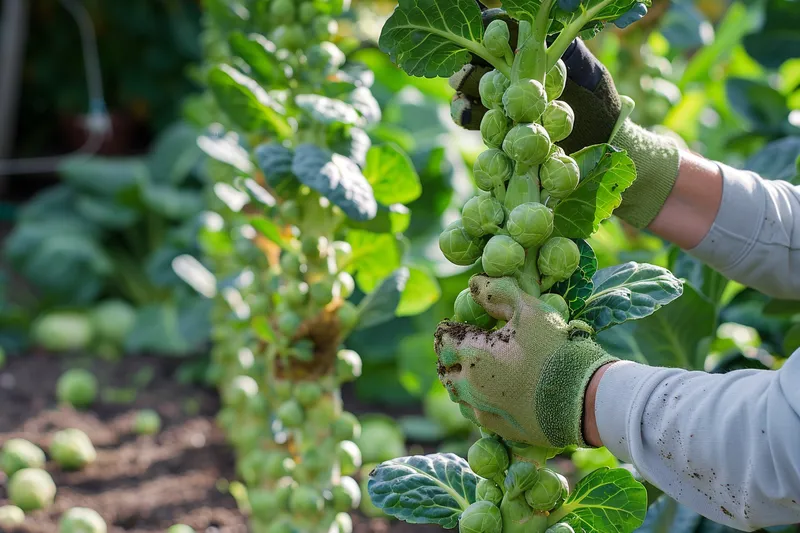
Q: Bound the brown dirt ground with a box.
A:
[0,353,444,533]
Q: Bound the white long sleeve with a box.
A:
[595,356,800,531]
[688,163,800,299]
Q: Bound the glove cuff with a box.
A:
[535,340,617,448]
[612,119,681,229]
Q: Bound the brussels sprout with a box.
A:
[525,467,567,512]
[306,395,337,426]
[167,525,196,533]
[290,485,324,515]
[281,280,309,306]
[540,294,570,321]
[459,500,502,533]
[32,311,93,352]
[50,428,96,470]
[484,20,513,60]
[475,478,504,505]
[334,512,354,533]
[454,289,498,330]
[336,440,362,476]
[277,312,302,336]
[355,415,405,463]
[439,220,486,267]
[89,300,136,346]
[294,382,323,407]
[312,17,338,40]
[479,70,511,110]
[310,278,334,305]
[538,238,581,282]
[59,507,106,533]
[504,462,539,499]
[0,505,24,527]
[332,411,361,441]
[330,476,361,512]
[336,349,362,383]
[541,153,579,198]
[482,235,525,277]
[502,80,547,123]
[225,375,259,407]
[56,369,98,409]
[266,518,293,533]
[336,271,355,299]
[542,100,575,143]
[467,438,509,479]
[473,149,514,192]
[271,0,295,24]
[546,523,576,533]
[302,235,325,260]
[134,409,162,435]
[500,493,547,533]
[462,193,505,238]
[280,251,303,274]
[337,301,359,332]
[307,41,346,75]
[277,399,304,427]
[1,439,46,476]
[502,123,551,167]
[506,202,554,248]
[0,346,5,369]
[546,60,567,100]
[8,468,56,511]
[262,451,295,479]
[274,24,306,50]
[480,109,511,149]
[298,2,317,23]
[331,241,353,268]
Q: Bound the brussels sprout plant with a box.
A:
[369,1,685,532]
[194,1,435,532]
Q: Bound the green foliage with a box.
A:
[459,500,503,533]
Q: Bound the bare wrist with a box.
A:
[582,362,615,447]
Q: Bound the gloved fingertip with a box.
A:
[469,275,519,321]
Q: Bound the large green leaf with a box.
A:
[197,132,253,174]
[207,64,292,138]
[669,249,729,308]
[292,144,378,221]
[346,230,403,293]
[744,136,800,182]
[368,453,477,528]
[596,283,717,370]
[554,467,647,533]
[502,0,545,24]
[379,0,487,78]
[148,122,204,185]
[578,262,684,332]
[254,142,294,186]
[552,144,636,239]
[348,87,382,126]
[634,495,703,533]
[76,194,140,230]
[141,184,205,220]
[296,94,361,126]
[726,78,792,133]
[363,144,422,205]
[125,302,207,356]
[743,0,800,69]
[227,32,286,85]
[397,265,441,317]
[357,267,410,330]
[552,240,597,317]
[59,157,147,197]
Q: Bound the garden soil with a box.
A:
[0,353,443,533]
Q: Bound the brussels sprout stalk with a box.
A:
[546,0,618,70]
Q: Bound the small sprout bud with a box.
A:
[58,507,106,533]
[1,439,46,477]
[330,476,361,512]
[280,252,303,275]
[479,70,511,110]
[439,220,487,267]
[270,0,295,24]
[502,80,547,123]
[0,505,25,527]
[249,489,280,521]
[538,238,581,282]
[281,280,308,306]
[545,60,568,100]
[263,451,295,479]
[459,500,502,533]
[56,369,98,410]
[482,235,525,277]
[462,193,505,238]
[289,485,324,515]
[294,382,323,407]
[50,428,96,470]
[454,289,498,330]
[133,410,162,436]
[336,349,362,383]
[506,202,554,248]
[225,375,259,407]
[306,41,346,75]
[337,301,359,332]
[480,109,511,149]
[277,312,302,336]
[473,149,514,192]
[467,438,509,479]
[332,412,361,441]
[502,123,551,167]
[309,278,334,305]
[542,100,575,142]
[8,468,56,511]
[336,271,355,299]
[540,293,570,321]
[541,153,580,199]
[312,17,338,40]
[475,478,504,505]
[504,462,540,499]
[336,440,362,476]
[484,20,513,60]
[525,468,568,511]
[277,399,304,428]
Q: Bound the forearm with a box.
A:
[584,357,800,530]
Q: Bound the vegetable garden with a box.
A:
[0,0,798,532]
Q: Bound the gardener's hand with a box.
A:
[434,275,617,448]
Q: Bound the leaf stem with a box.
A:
[545,0,616,71]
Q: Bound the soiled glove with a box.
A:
[434,275,617,448]
[449,6,681,229]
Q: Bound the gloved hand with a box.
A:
[434,275,617,448]
[450,5,682,229]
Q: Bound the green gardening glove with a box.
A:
[450,5,681,229]
[435,275,617,448]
